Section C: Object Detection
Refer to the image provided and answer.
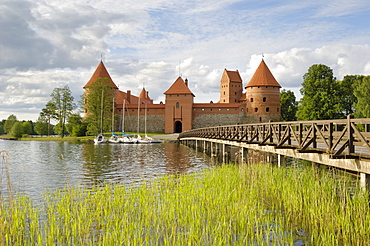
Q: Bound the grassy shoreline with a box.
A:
[1,163,368,245]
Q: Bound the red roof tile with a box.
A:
[83,61,118,89]
[164,77,194,96]
[225,69,242,82]
[245,60,281,88]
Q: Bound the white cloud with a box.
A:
[1,0,370,121]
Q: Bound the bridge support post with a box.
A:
[360,173,370,190]
[277,154,285,167]
[222,144,225,163]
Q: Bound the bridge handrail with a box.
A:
[178,115,370,160]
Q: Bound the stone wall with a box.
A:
[192,112,247,129]
[120,114,165,133]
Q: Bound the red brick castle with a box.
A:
[83,59,282,133]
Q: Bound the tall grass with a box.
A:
[1,163,369,245]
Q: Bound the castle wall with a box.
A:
[119,114,165,133]
[192,111,247,129]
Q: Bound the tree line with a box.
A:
[1,64,369,138]
[280,64,370,121]
[0,78,115,138]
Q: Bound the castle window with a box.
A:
[277,108,280,112]
[266,107,270,112]
[255,108,258,112]
[223,91,226,95]
[176,102,180,108]
[263,97,266,102]
[259,117,262,122]
[234,92,237,95]
[250,98,254,102]
[235,99,237,102]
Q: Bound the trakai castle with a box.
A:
[83,60,282,133]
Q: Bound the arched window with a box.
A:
[266,107,270,112]
[263,97,266,102]
[250,98,254,102]
[277,108,280,112]
[176,102,180,108]
[255,108,258,112]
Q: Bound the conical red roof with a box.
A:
[164,77,194,96]
[83,61,118,89]
[245,60,281,88]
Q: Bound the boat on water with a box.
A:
[94,134,106,144]
[135,100,162,144]
[136,134,162,144]
[108,134,120,143]
[119,132,137,144]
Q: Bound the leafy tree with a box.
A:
[40,102,58,136]
[4,114,18,134]
[9,121,23,138]
[280,89,297,121]
[48,86,75,137]
[0,120,5,135]
[84,78,115,135]
[34,115,53,135]
[339,75,363,116]
[353,76,370,118]
[22,121,33,136]
[297,64,343,120]
[66,113,86,137]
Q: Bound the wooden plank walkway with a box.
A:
[179,115,370,160]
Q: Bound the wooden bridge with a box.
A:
[178,115,370,189]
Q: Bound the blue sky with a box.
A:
[1,0,370,121]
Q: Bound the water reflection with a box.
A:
[0,141,213,201]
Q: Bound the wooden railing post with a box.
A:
[328,122,333,153]
[347,114,355,154]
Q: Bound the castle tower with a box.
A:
[220,69,243,103]
[245,60,281,122]
[83,61,118,90]
[164,77,194,133]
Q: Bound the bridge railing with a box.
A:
[179,115,370,160]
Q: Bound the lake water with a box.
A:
[0,140,214,201]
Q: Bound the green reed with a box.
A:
[1,163,369,245]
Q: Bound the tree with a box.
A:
[40,102,58,136]
[280,89,297,121]
[22,121,33,136]
[34,115,50,135]
[297,64,343,120]
[9,121,23,138]
[84,78,115,135]
[339,75,363,116]
[0,120,5,135]
[4,115,18,134]
[48,86,75,137]
[66,113,86,137]
[353,76,370,118]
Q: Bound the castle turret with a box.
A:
[245,60,281,122]
[220,69,243,103]
[164,77,195,133]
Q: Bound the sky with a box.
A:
[1,0,370,121]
